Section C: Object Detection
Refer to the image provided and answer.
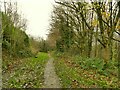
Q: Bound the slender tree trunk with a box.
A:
[109,2,113,60]
[95,25,98,57]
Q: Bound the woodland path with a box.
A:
[43,56,61,88]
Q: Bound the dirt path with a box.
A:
[43,58,61,88]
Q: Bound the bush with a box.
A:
[17,50,33,58]
[74,56,104,70]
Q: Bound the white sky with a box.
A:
[0,0,55,39]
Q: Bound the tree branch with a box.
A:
[115,30,120,36]
[97,38,106,48]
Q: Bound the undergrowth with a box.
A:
[2,52,49,88]
[53,52,119,88]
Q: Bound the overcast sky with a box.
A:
[1,0,55,39]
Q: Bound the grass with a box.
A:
[53,52,119,88]
[2,52,49,88]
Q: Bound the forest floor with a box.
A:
[2,52,119,88]
[2,52,49,88]
[53,52,119,88]
[43,57,61,88]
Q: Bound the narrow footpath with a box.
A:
[43,57,61,88]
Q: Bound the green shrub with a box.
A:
[74,56,104,70]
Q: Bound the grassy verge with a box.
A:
[53,52,119,88]
[2,52,49,88]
